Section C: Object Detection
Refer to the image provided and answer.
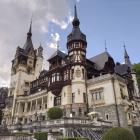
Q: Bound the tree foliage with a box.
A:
[133,63,140,86]
[102,127,136,140]
[47,107,63,120]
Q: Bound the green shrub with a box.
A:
[47,107,63,120]
[133,126,140,140]
[34,132,47,140]
[58,138,89,140]
[102,127,136,140]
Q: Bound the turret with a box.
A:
[67,5,87,65]
[123,45,139,97]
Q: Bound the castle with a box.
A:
[3,6,140,129]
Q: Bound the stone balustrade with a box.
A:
[7,117,112,132]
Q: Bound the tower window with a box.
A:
[71,69,74,79]
[83,93,87,103]
[105,114,109,120]
[82,69,85,79]
[74,42,80,48]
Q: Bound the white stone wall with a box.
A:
[34,57,43,79]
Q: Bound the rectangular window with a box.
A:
[72,93,75,103]
[92,90,104,101]
[54,96,61,106]
[56,73,60,81]
[83,93,87,103]
[71,69,74,79]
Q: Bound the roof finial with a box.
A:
[72,5,80,27]
[105,40,107,52]
[29,18,32,33]
[74,5,78,18]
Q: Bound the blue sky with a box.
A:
[57,0,140,64]
[0,0,140,86]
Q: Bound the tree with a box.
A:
[47,107,63,120]
[0,87,8,124]
[102,127,136,140]
[133,63,140,86]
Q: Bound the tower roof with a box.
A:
[23,20,34,53]
[47,50,67,62]
[67,5,86,43]
[123,45,132,69]
[89,52,113,70]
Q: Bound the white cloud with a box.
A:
[0,0,75,87]
[76,0,80,3]
[47,43,57,49]
[51,33,60,42]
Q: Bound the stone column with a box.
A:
[42,98,44,110]
[30,101,32,112]
[24,102,28,113]
[17,102,21,114]
[36,99,38,110]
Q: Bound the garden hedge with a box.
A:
[102,127,136,140]
[47,107,63,120]
[34,132,47,140]
[133,126,140,140]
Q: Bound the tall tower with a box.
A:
[124,45,139,97]
[7,22,43,124]
[67,6,88,116]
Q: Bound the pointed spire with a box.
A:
[72,5,80,27]
[23,19,33,50]
[27,19,32,39]
[124,44,129,59]
[74,5,78,18]
[123,44,132,68]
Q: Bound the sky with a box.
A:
[0,0,140,87]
